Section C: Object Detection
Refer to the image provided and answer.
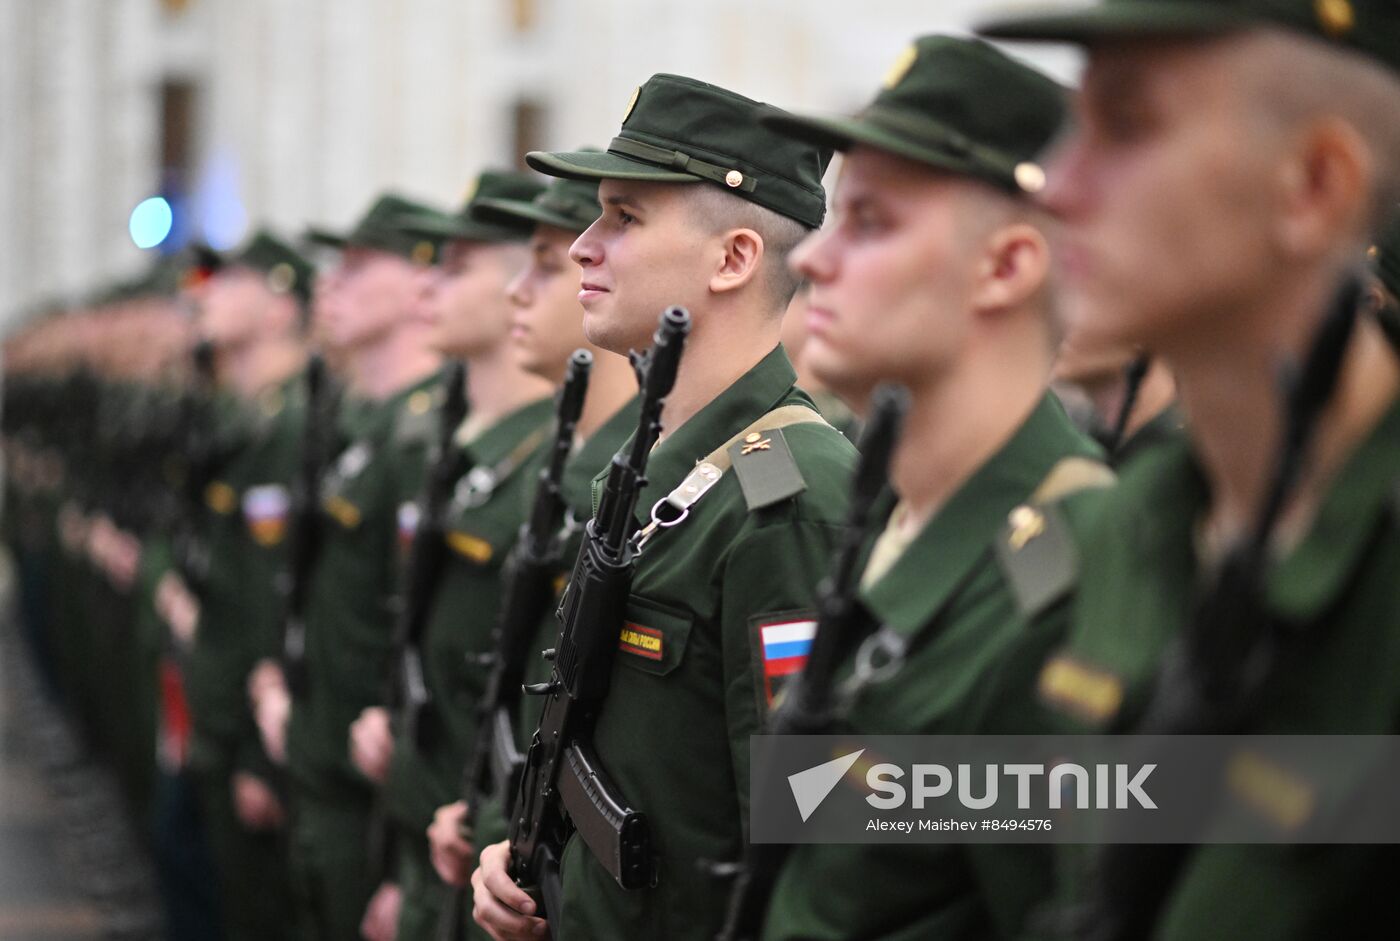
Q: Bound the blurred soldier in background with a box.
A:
[345,170,555,941]
[181,230,315,941]
[424,167,643,940]
[247,194,448,941]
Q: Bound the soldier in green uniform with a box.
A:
[471,74,860,940]
[422,170,641,921]
[978,1,1400,936]
[341,171,557,941]
[182,230,314,941]
[749,35,1111,940]
[248,194,448,941]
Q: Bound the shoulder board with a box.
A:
[995,455,1114,618]
[728,426,807,511]
[393,391,438,447]
[994,501,1080,619]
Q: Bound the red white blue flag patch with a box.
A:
[759,618,817,706]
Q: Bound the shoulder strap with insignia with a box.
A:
[994,455,1116,619]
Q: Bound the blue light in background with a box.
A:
[129,197,174,248]
[198,149,247,250]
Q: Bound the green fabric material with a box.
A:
[979,0,1400,77]
[285,370,442,804]
[194,761,294,941]
[393,831,449,941]
[306,193,449,263]
[399,169,545,244]
[232,230,316,303]
[558,346,859,940]
[761,394,1107,941]
[528,74,833,228]
[1037,394,1400,937]
[764,35,1065,194]
[289,792,376,941]
[188,374,304,770]
[474,173,604,235]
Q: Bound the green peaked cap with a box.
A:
[473,151,603,234]
[398,169,545,244]
[764,35,1066,195]
[979,0,1400,77]
[526,74,833,229]
[306,192,448,264]
[232,229,315,303]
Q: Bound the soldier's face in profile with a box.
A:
[1040,38,1282,355]
[322,247,430,352]
[790,146,981,395]
[423,239,525,358]
[508,225,591,384]
[198,266,271,349]
[570,179,715,355]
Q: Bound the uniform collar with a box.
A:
[564,395,641,513]
[342,367,444,441]
[461,396,554,465]
[1266,392,1400,621]
[860,392,1098,637]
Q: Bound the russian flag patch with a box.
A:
[758,617,817,706]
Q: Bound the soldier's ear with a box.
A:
[709,227,764,296]
[1273,116,1371,262]
[969,221,1050,317]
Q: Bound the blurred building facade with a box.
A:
[0,0,1077,330]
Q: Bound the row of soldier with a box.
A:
[5,1,1400,939]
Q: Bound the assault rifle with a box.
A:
[506,307,690,934]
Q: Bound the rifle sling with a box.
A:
[636,404,828,548]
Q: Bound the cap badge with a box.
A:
[882,44,918,89]
[1315,0,1355,38]
[411,240,436,265]
[267,262,296,294]
[1014,162,1047,195]
[623,86,641,123]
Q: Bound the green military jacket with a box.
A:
[383,397,553,835]
[286,370,441,802]
[1033,395,1400,940]
[761,393,1109,941]
[558,345,859,940]
[188,376,305,776]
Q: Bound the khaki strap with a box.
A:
[1029,456,1117,504]
[634,404,828,548]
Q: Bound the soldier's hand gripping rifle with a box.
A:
[715,383,908,941]
[366,360,469,885]
[506,307,690,935]
[281,353,340,697]
[435,349,591,941]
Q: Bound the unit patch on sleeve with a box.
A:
[243,484,291,546]
[756,615,817,707]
